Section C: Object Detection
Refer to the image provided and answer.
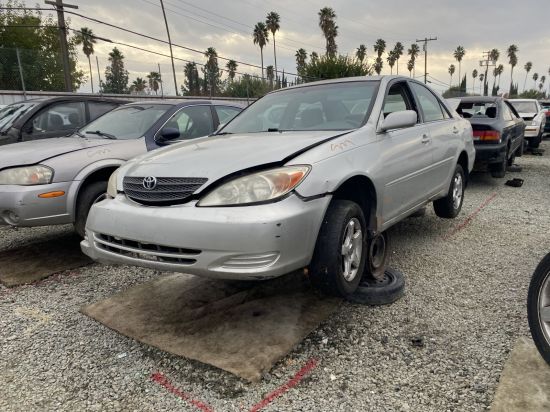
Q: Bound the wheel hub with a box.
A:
[538,271,550,344]
[341,218,363,282]
[452,173,463,210]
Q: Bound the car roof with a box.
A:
[459,96,502,103]
[123,100,244,108]
[508,98,538,102]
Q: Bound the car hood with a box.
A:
[123,130,347,183]
[0,137,112,169]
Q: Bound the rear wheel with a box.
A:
[434,164,465,218]
[527,253,550,365]
[490,147,508,178]
[309,200,367,297]
[74,181,107,238]
[529,131,542,149]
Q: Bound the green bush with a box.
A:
[300,54,372,82]
[223,75,270,98]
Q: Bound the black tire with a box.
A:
[507,151,516,167]
[516,137,524,157]
[527,253,550,366]
[309,200,367,298]
[434,164,465,219]
[529,132,542,149]
[490,146,508,178]
[348,267,405,305]
[74,181,108,238]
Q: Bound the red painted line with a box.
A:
[249,358,318,412]
[443,192,498,239]
[150,372,214,412]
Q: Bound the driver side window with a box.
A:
[383,83,416,120]
[163,105,215,140]
[30,102,85,134]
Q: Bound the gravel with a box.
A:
[1,141,549,411]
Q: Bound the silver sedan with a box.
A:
[82,76,475,297]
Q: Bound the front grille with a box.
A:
[123,176,208,205]
[95,233,200,265]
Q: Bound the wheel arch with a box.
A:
[457,150,469,184]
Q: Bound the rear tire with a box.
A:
[309,200,367,297]
[529,132,542,149]
[527,253,550,365]
[490,147,508,178]
[434,164,465,219]
[74,181,107,238]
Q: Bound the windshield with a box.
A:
[80,104,171,139]
[510,101,538,113]
[0,101,38,133]
[221,81,379,134]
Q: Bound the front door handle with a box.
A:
[421,134,431,144]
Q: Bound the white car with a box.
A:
[509,99,546,148]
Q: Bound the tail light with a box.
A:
[473,130,501,142]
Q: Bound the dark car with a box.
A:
[457,96,525,178]
[539,100,550,135]
[0,96,129,146]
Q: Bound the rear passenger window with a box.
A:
[501,104,514,121]
[410,83,445,122]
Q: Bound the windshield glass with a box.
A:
[0,101,38,133]
[80,104,171,139]
[510,101,538,113]
[222,81,379,134]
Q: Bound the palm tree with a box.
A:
[147,71,162,95]
[533,72,539,89]
[507,44,519,95]
[453,46,466,91]
[496,64,504,88]
[523,62,532,92]
[74,27,97,93]
[408,43,420,77]
[407,60,414,77]
[131,77,147,94]
[226,59,237,82]
[540,75,546,94]
[266,65,274,88]
[479,73,484,95]
[472,69,478,94]
[393,42,404,74]
[448,64,456,88]
[373,39,386,75]
[310,52,319,64]
[266,12,280,82]
[253,22,269,80]
[295,48,307,80]
[387,51,397,75]
[356,44,367,64]
[539,82,544,92]
[318,7,338,57]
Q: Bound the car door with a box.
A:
[21,101,86,141]
[409,81,457,196]
[501,101,519,153]
[378,81,434,223]
[505,101,525,146]
[154,105,215,147]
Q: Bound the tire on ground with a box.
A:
[529,132,542,149]
[309,200,367,298]
[527,252,550,365]
[74,181,108,238]
[348,267,405,305]
[433,164,465,218]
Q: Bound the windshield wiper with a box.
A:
[85,130,117,140]
[267,128,280,132]
[215,131,233,136]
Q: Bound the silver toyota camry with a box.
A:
[82,76,475,297]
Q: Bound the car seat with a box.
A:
[485,107,497,118]
[48,113,64,130]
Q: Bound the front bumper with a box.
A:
[0,182,73,227]
[81,193,331,280]
[473,142,506,165]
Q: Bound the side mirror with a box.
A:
[379,110,417,132]
[156,127,180,145]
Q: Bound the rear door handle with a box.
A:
[421,134,430,144]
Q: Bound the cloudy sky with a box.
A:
[62,0,550,95]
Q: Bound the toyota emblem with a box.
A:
[142,176,157,190]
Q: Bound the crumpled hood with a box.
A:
[123,131,346,186]
[0,137,111,169]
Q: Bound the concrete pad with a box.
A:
[81,272,340,382]
[491,337,550,412]
[0,233,91,287]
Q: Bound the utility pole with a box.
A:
[45,0,78,92]
[159,0,178,96]
[416,37,437,84]
[96,56,102,94]
[479,51,496,96]
[158,63,164,98]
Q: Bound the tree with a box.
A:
[453,46,465,92]
[266,11,280,82]
[226,59,237,82]
[479,73,485,95]
[373,58,383,75]
[182,62,201,95]
[387,50,396,75]
[524,61,532,91]
[472,69,478,94]
[130,77,147,94]
[407,59,414,77]
[253,22,269,80]
[448,64,455,88]
[203,47,221,96]
[533,72,539,89]
[507,44,518,96]
[492,64,504,96]
[295,48,308,81]
[318,7,338,57]
[300,54,371,82]
[355,44,367,64]
[310,51,319,64]
[407,43,420,77]
[393,42,404,74]
[373,39,386,75]
[74,27,97,93]
[0,1,84,91]
[224,74,269,98]
[266,65,274,89]
[101,47,128,94]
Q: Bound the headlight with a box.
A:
[106,168,120,198]
[0,165,53,185]
[197,165,310,206]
